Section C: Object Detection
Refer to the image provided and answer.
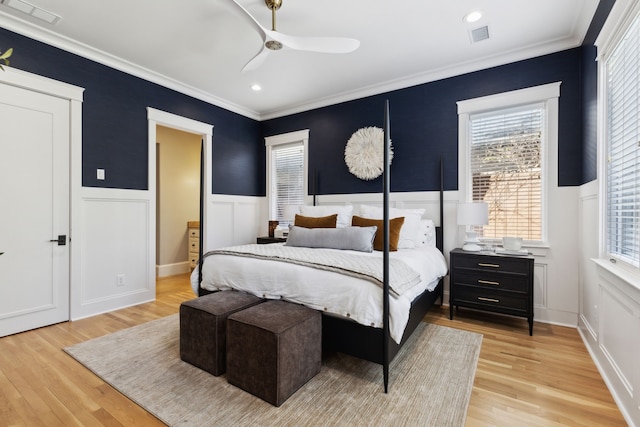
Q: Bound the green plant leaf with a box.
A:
[0,48,13,60]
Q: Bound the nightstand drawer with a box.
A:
[453,254,530,275]
[454,286,529,313]
[452,271,529,292]
[449,248,534,335]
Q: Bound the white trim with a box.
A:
[264,129,310,146]
[265,129,310,219]
[457,82,561,115]
[595,0,640,59]
[156,261,190,278]
[457,82,561,246]
[596,0,640,267]
[0,3,596,121]
[0,66,84,100]
[2,67,87,322]
[147,108,214,277]
[0,13,260,120]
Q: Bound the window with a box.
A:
[603,11,640,267]
[458,83,560,244]
[469,105,543,240]
[265,130,309,226]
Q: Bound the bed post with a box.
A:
[438,156,444,251]
[382,100,391,393]
[312,168,318,206]
[438,157,444,304]
[197,140,205,295]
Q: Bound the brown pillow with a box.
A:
[294,213,338,229]
[351,216,405,251]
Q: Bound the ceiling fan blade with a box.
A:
[241,47,271,73]
[276,33,360,54]
[228,0,268,39]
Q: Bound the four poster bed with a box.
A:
[192,101,447,392]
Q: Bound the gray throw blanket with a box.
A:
[202,244,421,296]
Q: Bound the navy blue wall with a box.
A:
[581,44,598,183]
[580,0,616,183]
[4,2,614,198]
[262,48,584,195]
[0,27,262,196]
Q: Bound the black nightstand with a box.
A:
[449,248,534,335]
[256,236,287,244]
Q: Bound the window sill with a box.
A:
[592,258,640,293]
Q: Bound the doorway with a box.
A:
[146,108,213,291]
[155,126,201,278]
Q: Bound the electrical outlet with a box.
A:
[116,274,125,287]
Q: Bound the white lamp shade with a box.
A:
[457,202,489,226]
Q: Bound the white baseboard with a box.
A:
[156,261,190,278]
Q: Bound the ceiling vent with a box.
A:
[1,0,60,24]
[470,26,490,43]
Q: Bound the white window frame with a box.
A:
[597,0,640,270]
[265,129,309,224]
[457,82,561,246]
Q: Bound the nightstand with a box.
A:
[449,248,534,335]
[256,236,287,244]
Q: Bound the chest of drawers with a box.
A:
[449,248,534,335]
[188,221,200,271]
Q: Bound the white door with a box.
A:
[0,81,70,337]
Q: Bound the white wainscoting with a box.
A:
[578,179,640,427]
[70,187,155,320]
[206,194,264,249]
[585,262,640,427]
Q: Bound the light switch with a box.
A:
[97,169,105,180]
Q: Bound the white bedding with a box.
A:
[190,244,447,343]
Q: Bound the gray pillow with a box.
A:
[286,225,377,252]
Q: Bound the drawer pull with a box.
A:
[478,279,500,286]
[478,297,500,303]
[478,263,500,268]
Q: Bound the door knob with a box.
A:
[49,235,67,246]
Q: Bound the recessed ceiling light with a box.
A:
[464,11,482,23]
[251,84,262,91]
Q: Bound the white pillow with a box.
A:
[358,205,425,249]
[286,225,376,252]
[299,205,353,228]
[417,219,436,247]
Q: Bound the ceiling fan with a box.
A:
[228,0,360,72]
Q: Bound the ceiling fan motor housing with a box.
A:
[265,40,283,50]
[265,0,282,10]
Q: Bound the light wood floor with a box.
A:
[0,275,626,426]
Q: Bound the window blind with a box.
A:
[606,13,640,267]
[469,105,543,240]
[270,142,304,225]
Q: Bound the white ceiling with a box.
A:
[0,0,600,120]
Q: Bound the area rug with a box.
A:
[65,315,482,427]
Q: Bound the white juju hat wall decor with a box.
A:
[344,126,393,180]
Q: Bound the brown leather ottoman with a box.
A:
[180,291,264,376]
[226,300,321,406]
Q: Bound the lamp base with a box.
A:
[462,231,482,251]
[462,242,482,251]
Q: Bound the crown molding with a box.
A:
[0,12,261,121]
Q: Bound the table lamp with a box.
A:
[457,202,489,251]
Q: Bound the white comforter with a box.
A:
[190,244,447,343]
